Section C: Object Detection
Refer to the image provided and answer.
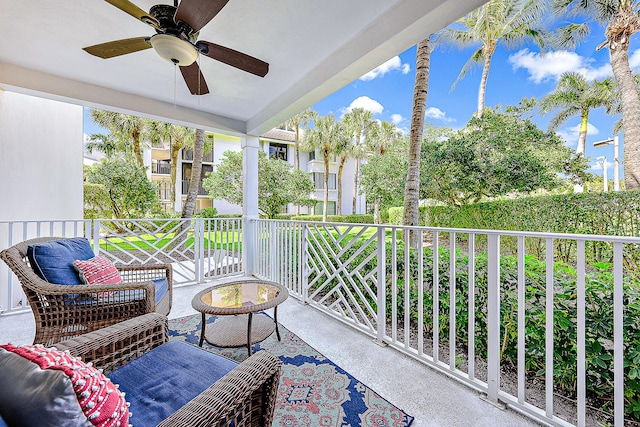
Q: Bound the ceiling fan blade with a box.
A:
[180,62,210,95]
[174,0,230,32]
[197,41,269,77]
[83,37,151,59]
[104,0,159,27]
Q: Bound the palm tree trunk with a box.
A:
[373,199,380,224]
[403,37,431,247]
[577,112,588,155]
[352,157,360,214]
[610,38,640,190]
[323,153,330,222]
[573,112,589,193]
[182,129,204,219]
[295,124,301,215]
[170,142,181,211]
[337,154,346,215]
[477,43,495,119]
[132,129,144,168]
[180,129,204,242]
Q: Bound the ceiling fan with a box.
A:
[83,0,269,95]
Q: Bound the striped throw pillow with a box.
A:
[73,255,123,285]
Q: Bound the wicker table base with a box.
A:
[192,280,289,356]
[203,313,276,348]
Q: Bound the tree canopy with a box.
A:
[202,150,315,219]
[420,108,588,206]
[85,158,159,218]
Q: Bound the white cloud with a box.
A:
[360,56,411,81]
[557,122,599,148]
[509,47,640,83]
[390,114,404,125]
[424,107,455,123]
[341,96,384,117]
[509,49,587,83]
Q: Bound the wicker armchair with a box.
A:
[0,237,172,346]
[54,313,281,427]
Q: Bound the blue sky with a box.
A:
[85,18,640,180]
[311,21,640,180]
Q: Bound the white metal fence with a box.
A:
[252,219,640,427]
[0,218,243,313]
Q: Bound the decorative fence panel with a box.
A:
[0,220,91,313]
[253,219,640,427]
[0,218,243,314]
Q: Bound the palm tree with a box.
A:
[343,108,375,214]
[283,109,316,172]
[404,37,431,245]
[552,0,640,190]
[85,133,124,159]
[89,109,150,168]
[282,109,317,214]
[436,0,547,118]
[366,121,402,223]
[148,122,195,211]
[301,114,349,221]
[540,71,616,157]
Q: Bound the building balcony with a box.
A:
[152,162,171,175]
[183,149,214,163]
[182,180,209,196]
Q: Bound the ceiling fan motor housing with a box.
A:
[149,4,198,65]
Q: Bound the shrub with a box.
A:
[196,207,218,218]
[290,214,374,223]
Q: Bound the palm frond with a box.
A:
[450,48,484,92]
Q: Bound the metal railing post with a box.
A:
[375,226,386,344]
[301,223,309,304]
[485,233,501,406]
[93,220,101,255]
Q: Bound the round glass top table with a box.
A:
[191,279,289,355]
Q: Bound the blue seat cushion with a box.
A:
[108,341,237,427]
[27,238,95,285]
[153,278,169,304]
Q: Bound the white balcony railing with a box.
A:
[2,217,639,427]
[252,219,640,427]
[0,218,243,314]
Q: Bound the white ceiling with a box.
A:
[0,0,486,136]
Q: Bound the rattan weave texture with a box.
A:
[0,237,173,345]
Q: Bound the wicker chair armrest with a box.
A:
[54,313,168,373]
[158,351,282,427]
[117,263,172,293]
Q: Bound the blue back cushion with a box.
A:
[153,278,169,304]
[27,238,95,285]
[108,341,237,427]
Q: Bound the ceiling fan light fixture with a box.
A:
[150,34,198,66]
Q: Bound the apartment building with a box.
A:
[148,128,366,216]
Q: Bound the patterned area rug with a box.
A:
[169,313,414,427]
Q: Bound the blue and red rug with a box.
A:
[169,314,414,427]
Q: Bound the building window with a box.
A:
[312,173,336,190]
[308,150,316,161]
[314,201,336,216]
[269,143,288,161]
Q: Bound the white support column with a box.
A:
[242,135,260,277]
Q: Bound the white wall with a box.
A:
[0,91,84,311]
[0,91,84,221]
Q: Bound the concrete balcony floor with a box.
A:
[0,278,541,427]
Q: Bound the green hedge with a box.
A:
[290,214,374,223]
[388,191,640,237]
